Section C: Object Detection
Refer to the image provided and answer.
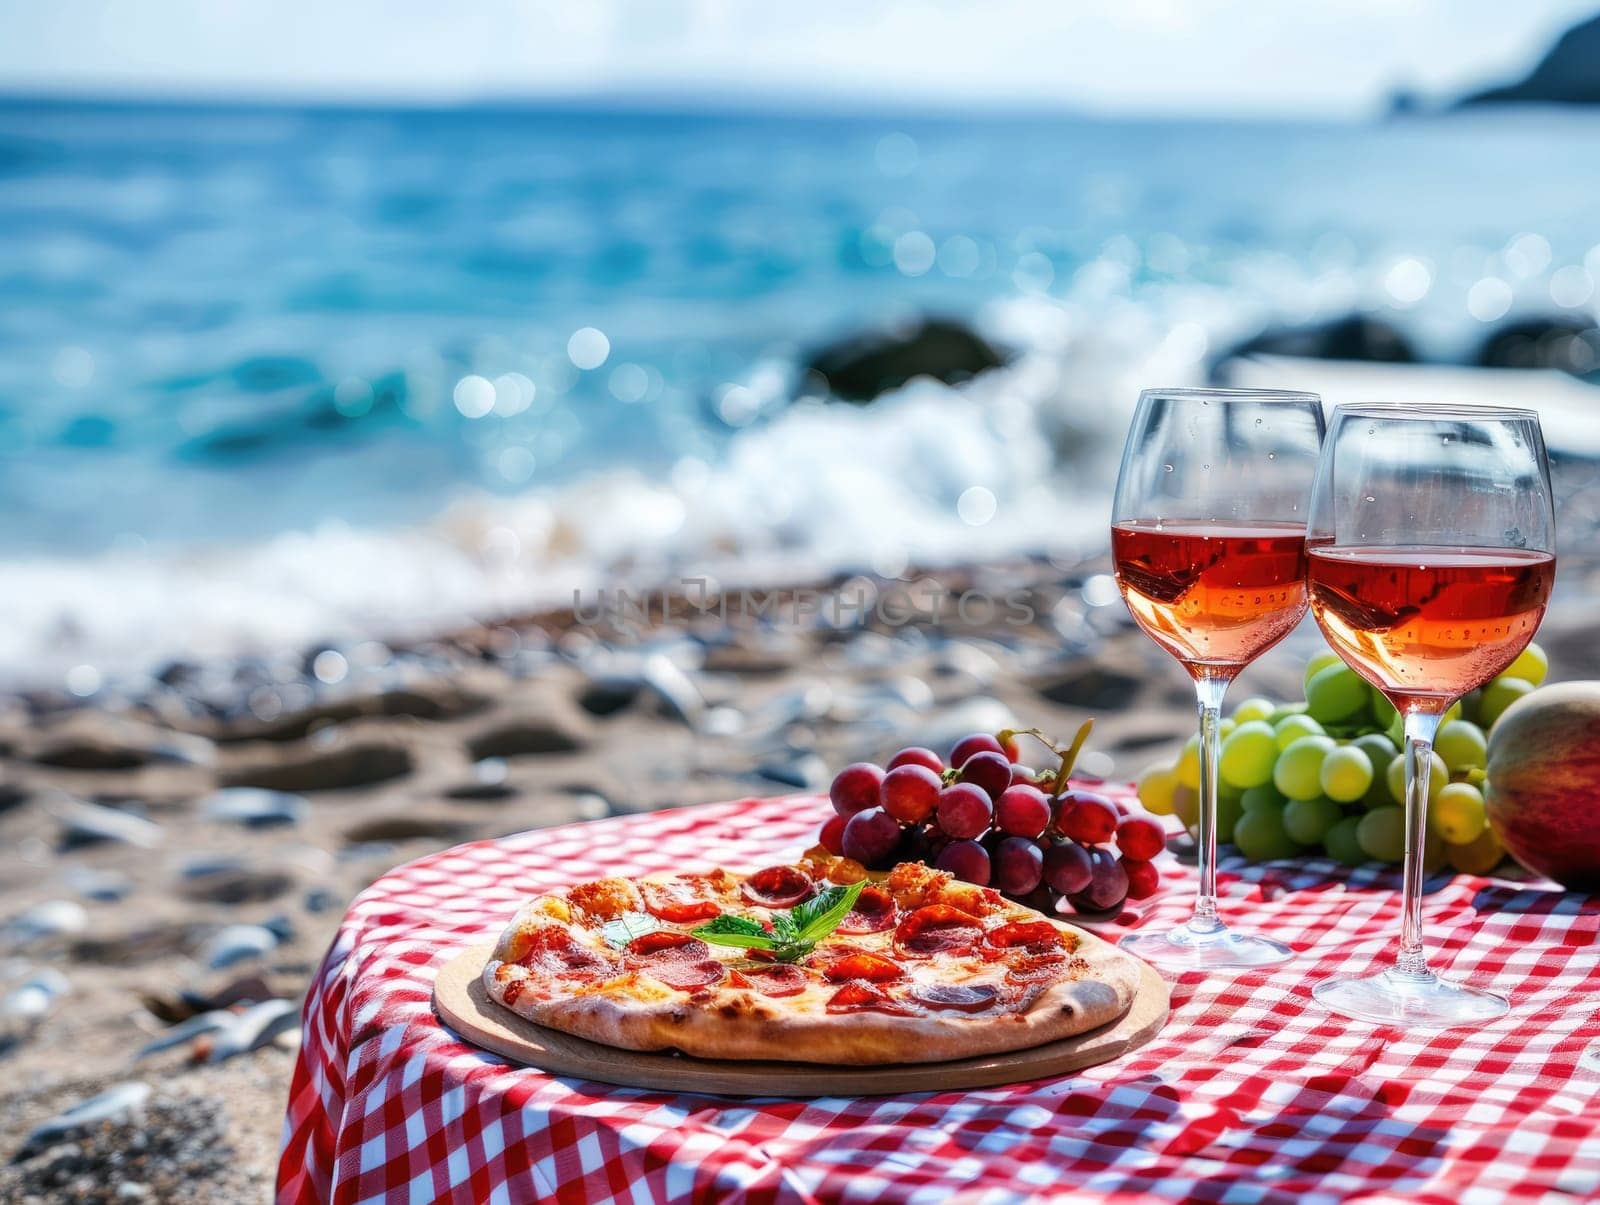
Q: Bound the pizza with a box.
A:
[480,856,1142,1065]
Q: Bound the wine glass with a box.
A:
[1306,404,1556,1027]
[1112,387,1325,970]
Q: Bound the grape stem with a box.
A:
[998,721,1095,804]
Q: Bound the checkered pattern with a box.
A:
[278,788,1600,1205]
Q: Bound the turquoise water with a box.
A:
[3,98,1599,673]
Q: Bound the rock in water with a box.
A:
[802,317,1006,402]
[1476,317,1600,376]
[1458,14,1600,105]
[1213,314,1416,374]
[14,1082,152,1161]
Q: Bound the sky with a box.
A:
[1,0,1596,117]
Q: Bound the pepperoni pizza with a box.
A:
[481,858,1141,1064]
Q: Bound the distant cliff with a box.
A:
[1459,13,1600,105]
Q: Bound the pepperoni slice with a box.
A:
[648,959,726,990]
[741,866,815,909]
[985,921,1064,953]
[835,885,897,934]
[909,983,999,1013]
[741,964,809,998]
[825,982,921,1016]
[894,905,983,958]
[639,878,723,924]
[515,927,616,979]
[627,931,711,961]
[820,951,905,983]
[1005,952,1068,982]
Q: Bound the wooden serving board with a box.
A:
[433,945,1169,1097]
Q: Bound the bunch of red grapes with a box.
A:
[820,732,1166,916]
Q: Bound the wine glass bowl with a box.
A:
[1306,404,1556,1027]
[1112,387,1325,971]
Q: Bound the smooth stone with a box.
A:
[204,998,299,1063]
[1032,661,1144,710]
[198,924,279,971]
[1213,313,1416,368]
[754,755,830,790]
[178,868,294,906]
[132,1011,232,1061]
[221,739,413,792]
[15,1082,152,1161]
[48,797,163,849]
[200,788,308,828]
[139,973,274,1025]
[61,866,133,902]
[27,714,214,771]
[913,698,1016,758]
[342,815,466,845]
[3,900,89,945]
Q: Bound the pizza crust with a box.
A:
[481,868,1144,1065]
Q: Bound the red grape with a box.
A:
[1115,815,1166,862]
[1043,841,1092,894]
[993,836,1044,895]
[949,733,1004,767]
[934,839,991,886]
[935,783,992,840]
[960,751,1014,800]
[1069,848,1129,912]
[819,813,847,855]
[841,807,903,867]
[887,747,944,774]
[994,785,1051,839]
[1000,734,1022,763]
[830,763,885,819]
[1122,857,1160,900]
[1010,764,1043,787]
[880,765,941,824]
[1058,791,1119,844]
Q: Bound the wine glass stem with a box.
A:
[1190,675,1231,937]
[1397,709,1444,978]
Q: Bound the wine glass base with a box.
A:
[1118,925,1293,971]
[1313,969,1507,1028]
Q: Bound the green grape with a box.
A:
[1273,713,1326,752]
[1351,733,1399,808]
[1385,751,1448,805]
[1233,805,1303,861]
[1172,783,1199,831]
[1434,720,1488,773]
[1368,688,1398,734]
[1504,642,1548,686]
[1324,814,1367,866]
[1216,788,1245,847]
[1319,745,1375,804]
[1273,735,1336,801]
[1176,734,1202,789]
[1302,650,1343,692]
[1219,717,1237,739]
[1305,664,1370,725]
[1430,781,1488,844]
[1240,783,1286,812]
[1219,721,1277,789]
[1458,688,1483,726]
[1136,766,1179,817]
[1230,697,1277,725]
[1268,701,1309,723]
[1356,806,1407,863]
[1479,676,1535,729]
[1282,796,1342,846]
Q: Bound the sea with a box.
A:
[4,97,1600,682]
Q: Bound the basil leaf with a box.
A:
[769,912,800,943]
[792,880,867,945]
[600,911,665,949]
[692,914,778,950]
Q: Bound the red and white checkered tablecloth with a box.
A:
[277,788,1600,1205]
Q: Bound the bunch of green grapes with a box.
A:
[1134,642,1549,873]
